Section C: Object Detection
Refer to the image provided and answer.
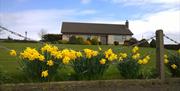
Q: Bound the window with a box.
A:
[114,35,122,41]
[122,36,126,40]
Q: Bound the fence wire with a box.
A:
[164,34,180,44]
[0,25,45,51]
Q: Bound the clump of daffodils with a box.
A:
[117,46,151,79]
[165,49,180,77]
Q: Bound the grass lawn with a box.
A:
[0,42,174,83]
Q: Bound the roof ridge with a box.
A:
[62,21,125,26]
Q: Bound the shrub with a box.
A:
[124,38,138,46]
[164,44,180,50]
[114,41,119,45]
[84,40,91,45]
[138,39,150,47]
[76,37,85,44]
[98,42,102,45]
[58,40,68,44]
[68,36,77,44]
[165,49,180,77]
[68,36,85,44]
[42,34,62,42]
[90,37,99,45]
[117,46,151,79]
[150,39,156,48]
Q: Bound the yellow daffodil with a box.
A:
[142,58,148,64]
[20,47,41,61]
[104,49,117,61]
[164,59,169,64]
[76,51,82,57]
[84,49,98,59]
[98,46,102,51]
[10,50,17,56]
[164,54,168,59]
[171,64,177,69]
[132,53,140,60]
[138,59,143,64]
[145,55,150,60]
[55,52,63,59]
[108,53,117,61]
[41,44,58,53]
[99,58,106,64]
[62,57,70,64]
[120,53,127,58]
[41,70,48,78]
[118,57,123,61]
[132,46,139,54]
[47,60,54,66]
[178,49,180,54]
[38,55,45,61]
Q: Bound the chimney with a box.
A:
[125,20,129,28]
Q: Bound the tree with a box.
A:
[90,37,99,45]
[38,29,47,40]
[124,37,138,46]
[42,34,62,43]
[138,39,150,47]
[150,39,156,48]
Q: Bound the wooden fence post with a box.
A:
[156,29,165,81]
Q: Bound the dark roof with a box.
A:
[61,22,133,35]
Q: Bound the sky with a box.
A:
[0,0,180,44]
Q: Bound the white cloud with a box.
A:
[0,9,96,40]
[130,9,180,37]
[107,0,180,8]
[83,9,180,44]
[15,0,29,3]
[0,8,179,44]
[80,0,91,4]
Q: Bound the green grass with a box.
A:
[0,42,174,83]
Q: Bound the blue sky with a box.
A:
[0,0,180,43]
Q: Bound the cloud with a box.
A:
[0,8,179,44]
[83,9,180,44]
[106,0,180,9]
[132,9,180,44]
[0,9,97,40]
[15,0,29,3]
[80,0,91,4]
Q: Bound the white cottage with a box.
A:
[61,20,133,44]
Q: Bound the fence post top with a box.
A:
[156,29,163,32]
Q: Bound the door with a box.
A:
[100,35,107,44]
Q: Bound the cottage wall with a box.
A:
[108,35,132,44]
[63,34,132,45]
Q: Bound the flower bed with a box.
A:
[9,44,180,82]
